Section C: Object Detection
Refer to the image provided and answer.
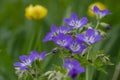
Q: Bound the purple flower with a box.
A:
[30,50,46,61]
[64,59,85,79]
[52,33,72,48]
[64,13,88,29]
[93,6,111,19]
[14,55,34,71]
[43,25,69,42]
[77,28,101,44]
[13,51,46,71]
[67,38,86,54]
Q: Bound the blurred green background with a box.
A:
[0,0,120,80]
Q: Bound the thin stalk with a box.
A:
[26,69,34,80]
[59,48,65,63]
[86,47,91,80]
[46,52,52,56]
[95,20,100,29]
[34,60,39,80]
[112,62,120,80]
[27,26,35,52]
[34,21,42,52]
[35,64,38,80]
[86,19,100,80]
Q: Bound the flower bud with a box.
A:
[52,48,57,53]
[100,22,110,30]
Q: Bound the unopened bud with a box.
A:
[52,48,57,53]
[100,22,110,30]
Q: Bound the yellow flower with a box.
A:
[25,5,34,20]
[25,4,48,20]
[88,2,106,17]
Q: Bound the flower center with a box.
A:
[70,42,80,52]
[70,20,80,28]
[85,36,95,44]
[22,59,31,66]
[57,40,66,47]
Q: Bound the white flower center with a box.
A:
[21,59,31,66]
[70,42,80,52]
[70,20,81,28]
[57,40,66,46]
[85,36,95,44]
[68,64,73,70]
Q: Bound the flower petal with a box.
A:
[79,17,88,27]
[93,6,99,15]
[79,45,86,53]
[51,25,58,32]
[43,32,52,42]
[100,9,111,18]
[14,62,22,67]
[86,28,95,37]
[64,59,71,63]
[69,68,78,79]
[59,26,69,33]
[20,66,27,71]
[70,13,78,20]
[29,50,38,61]
[19,55,28,63]
[94,35,101,43]
[64,18,70,24]
[39,51,46,60]
[79,67,86,73]
[77,34,85,42]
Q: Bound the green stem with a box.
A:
[86,19,100,80]
[95,20,100,29]
[86,47,91,80]
[35,61,38,80]
[27,26,35,52]
[112,62,120,80]
[34,21,42,52]
[26,69,34,80]
[46,52,52,56]
[59,48,65,63]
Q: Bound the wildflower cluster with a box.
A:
[14,51,46,79]
[14,6,112,80]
